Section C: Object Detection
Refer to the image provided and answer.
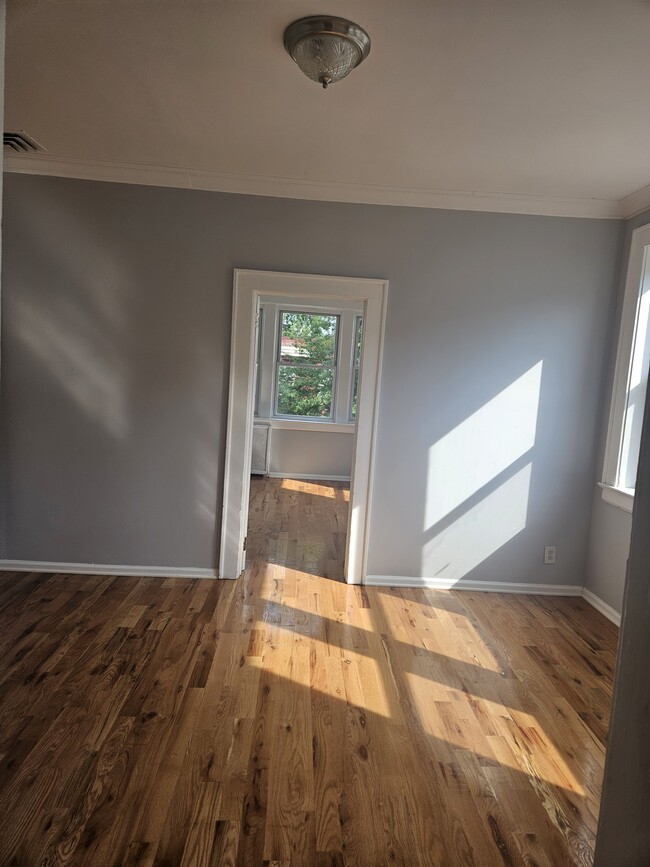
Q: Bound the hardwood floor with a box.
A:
[247,476,350,582]
[0,479,618,866]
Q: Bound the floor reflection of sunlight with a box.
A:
[261,579,502,671]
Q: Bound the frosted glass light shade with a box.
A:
[284,17,371,89]
[292,35,361,86]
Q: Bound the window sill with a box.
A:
[598,483,634,513]
[255,417,356,434]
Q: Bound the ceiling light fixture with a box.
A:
[283,16,371,89]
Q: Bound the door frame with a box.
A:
[219,269,388,583]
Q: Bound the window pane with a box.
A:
[254,307,263,416]
[277,365,334,417]
[351,367,359,420]
[620,254,650,489]
[279,312,337,364]
[354,317,363,366]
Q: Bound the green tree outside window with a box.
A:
[276,311,338,417]
[350,315,363,420]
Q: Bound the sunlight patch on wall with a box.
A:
[194,344,220,527]
[424,362,542,530]
[421,462,532,582]
[13,295,128,439]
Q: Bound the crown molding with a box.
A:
[619,182,650,220]
[3,153,625,219]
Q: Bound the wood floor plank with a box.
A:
[0,476,619,865]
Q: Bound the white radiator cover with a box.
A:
[251,423,271,475]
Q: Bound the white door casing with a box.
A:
[220,269,388,583]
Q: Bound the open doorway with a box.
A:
[220,270,388,583]
[247,477,350,580]
[247,300,362,581]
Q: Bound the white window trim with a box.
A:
[601,223,650,512]
[220,269,388,584]
[257,298,361,428]
[255,417,355,434]
[598,482,635,512]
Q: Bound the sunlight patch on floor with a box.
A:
[404,671,586,794]
[278,477,350,500]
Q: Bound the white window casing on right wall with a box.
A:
[601,223,650,512]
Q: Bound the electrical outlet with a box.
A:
[544,546,556,565]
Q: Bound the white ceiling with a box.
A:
[5,0,650,217]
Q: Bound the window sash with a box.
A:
[274,365,337,420]
[253,307,264,417]
[276,310,339,367]
[350,315,363,421]
[618,250,650,490]
[354,315,363,367]
[602,224,650,505]
[274,310,340,419]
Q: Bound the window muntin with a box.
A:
[350,315,363,420]
[274,311,339,419]
[602,224,650,507]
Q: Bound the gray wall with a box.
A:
[0,1,6,555]
[269,429,353,479]
[585,207,650,612]
[0,174,623,582]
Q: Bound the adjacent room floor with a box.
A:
[0,480,618,866]
[247,476,350,582]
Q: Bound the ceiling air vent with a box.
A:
[3,131,45,153]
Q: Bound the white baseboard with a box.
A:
[264,472,351,482]
[0,562,621,623]
[0,560,220,579]
[365,575,584,596]
[366,575,622,626]
[581,588,622,626]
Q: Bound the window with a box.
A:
[254,300,363,426]
[275,311,339,418]
[253,307,263,417]
[350,316,363,420]
[601,223,650,511]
